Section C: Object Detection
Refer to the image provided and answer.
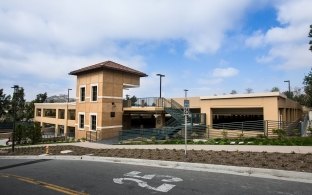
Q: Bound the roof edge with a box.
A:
[200,92,287,100]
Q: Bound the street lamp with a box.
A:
[284,80,290,97]
[183,89,189,156]
[184,89,188,99]
[156,74,165,99]
[11,85,20,152]
[65,88,72,137]
[67,88,72,102]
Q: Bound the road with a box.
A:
[0,159,311,195]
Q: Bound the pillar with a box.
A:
[155,113,165,128]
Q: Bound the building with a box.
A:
[34,61,304,140]
[35,61,147,140]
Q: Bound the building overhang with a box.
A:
[200,92,287,100]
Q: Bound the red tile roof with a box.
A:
[69,61,148,77]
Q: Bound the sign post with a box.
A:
[184,99,189,156]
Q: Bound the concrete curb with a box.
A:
[1,155,312,184]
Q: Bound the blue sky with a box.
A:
[0,0,312,100]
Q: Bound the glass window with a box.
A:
[58,109,65,119]
[91,85,97,101]
[90,115,96,131]
[36,109,42,116]
[79,114,84,129]
[68,109,76,120]
[80,87,85,102]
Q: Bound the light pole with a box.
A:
[184,89,189,156]
[67,88,72,103]
[11,85,20,152]
[156,74,165,99]
[65,89,72,137]
[284,80,290,97]
[184,89,188,99]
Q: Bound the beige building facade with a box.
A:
[34,61,147,140]
[34,61,304,140]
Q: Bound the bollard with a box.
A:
[45,146,49,154]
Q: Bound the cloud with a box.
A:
[212,67,239,78]
[0,0,252,56]
[245,0,312,69]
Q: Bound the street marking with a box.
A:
[0,173,88,195]
[113,171,183,192]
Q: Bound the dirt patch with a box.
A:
[1,145,312,173]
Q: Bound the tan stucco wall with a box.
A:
[74,69,141,139]
[173,93,303,126]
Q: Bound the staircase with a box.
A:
[163,98,191,126]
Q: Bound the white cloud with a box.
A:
[245,0,312,70]
[212,67,239,78]
[0,0,252,56]
[245,31,265,48]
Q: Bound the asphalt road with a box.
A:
[0,159,311,195]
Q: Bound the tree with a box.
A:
[130,95,137,106]
[0,89,11,121]
[15,122,42,144]
[303,68,312,107]
[270,87,280,92]
[10,87,26,121]
[292,87,306,106]
[230,90,237,94]
[245,88,253,94]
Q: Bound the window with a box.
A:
[58,109,65,119]
[90,114,97,131]
[110,112,115,118]
[68,109,76,120]
[80,86,86,102]
[79,113,85,129]
[91,85,98,101]
[36,109,42,116]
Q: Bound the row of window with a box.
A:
[80,84,98,102]
[79,113,97,131]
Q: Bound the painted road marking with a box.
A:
[113,171,183,192]
[0,173,88,195]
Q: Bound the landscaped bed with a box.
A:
[1,145,312,173]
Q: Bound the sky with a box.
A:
[0,0,312,100]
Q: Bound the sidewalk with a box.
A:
[73,142,312,153]
[2,138,312,153]
[8,141,311,154]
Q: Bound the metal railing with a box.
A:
[118,119,305,143]
[119,125,209,142]
[41,132,75,142]
[212,120,265,132]
[86,131,98,142]
[124,97,164,107]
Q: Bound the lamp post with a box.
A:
[67,88,72,103]
[65,89,72,137]
[184,89,188,99]
[156,74,165,99]
[11,85,20,152]
[284,80,290,97]
[184,89,189,156]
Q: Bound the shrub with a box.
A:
[272,129,286,139]
[221,130,228,139]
